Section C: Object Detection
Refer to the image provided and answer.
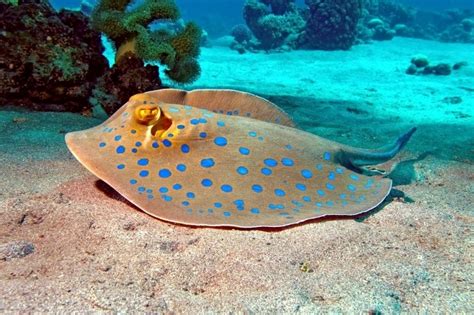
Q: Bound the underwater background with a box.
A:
[1,0,473,313]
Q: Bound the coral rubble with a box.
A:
[0,0,108,112]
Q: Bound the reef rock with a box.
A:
[299,0,362,50]
[243,0,305,50]
[93,53,162,116]
[0,0,108,112]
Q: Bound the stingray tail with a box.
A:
[339,127,417,168]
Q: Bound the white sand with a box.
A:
[1,37,473,312]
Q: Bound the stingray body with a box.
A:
[66,89,415,228]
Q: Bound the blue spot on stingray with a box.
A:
[217,121,225,127]
[301,169,313,179]
[237,166,248,175]
[190,118,199,125]
[214,202,222,208]
[248,131,257,137]
[285,144,293,150]
[159,187,168,193]
[365,179,374,188]
[200,158,215,168]
[199,118,207,124]
[177,124,185,129]
[336,167,344,174]
[137,158,149,166]
[258,136,264,141]
[146,189,152,193]
[281,158,294,166]
[226,111,232,115]
[252,184,263,193]
[292,200,304,207]
[264,158,278,167]
[131,129,137,134]
[328,172,336,180]
[350,174,360,181]
[199,132,207,138]
[117,164,125,170]
[274,189,286,197]
[159,169,171,178]
[176,164,186,172]
[138,186,145,192]
[168,107,179,113]
[340,193,347,199]
[131,148,138,153]
[167,133,174,138]
[163,139,172,147]
[347,184,357,192]
[239,147,250,155]
[182,201,190,206]
[139,170,149,177]
[295,183,306,191]
[180,144,190,153]
[187,192,195,199]
[250,208,260,214]
[223,211,231,217]
[326,183,335,190]
[135,141,142,147]
[316,164,323,171]
[316,202,323,207]
[303,196,311,202]
[99,142,106,148]
[130,179,137,185]
[116,146,125,154]
[261,168,272,176]
[221,184,233,193]
[326,201,334,207]
[163,195,172,202]
[214,137,227,146]
[317,190,325,196]
[201,179,213,187]
[172,184,182,190]
[114,135,122,141]
[152,141,159,148]
[147,195,154,200]
[324,152,331,160]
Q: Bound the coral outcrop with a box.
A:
[91,0,202,83]
[0,0,108,112]
[93,52,162,115]
[298,0,362,50]
[243,0,305,50]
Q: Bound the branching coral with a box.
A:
[91,0,201,83]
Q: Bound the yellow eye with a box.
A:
[134,105,160,125]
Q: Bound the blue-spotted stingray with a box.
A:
[66,89,416,228]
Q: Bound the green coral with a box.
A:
[91,0,201,83]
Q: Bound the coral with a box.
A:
[93,52,162,115]
[231,24,253,44]
[243,0,305,50]
[0,0,108,112]
[299,0,362,50]
[411,54,429,68]
[91,0,202,83]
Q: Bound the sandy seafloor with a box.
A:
[1,37,473,313]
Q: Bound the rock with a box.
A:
[411,54,429,68]
[405,64,417,75]
[453,61,468,70]
[231,24,252,44]
[368,18,384,29]
[422,66,435,75]
[433,63,452,76]
[461,18,474,32]
[0,241,35,261]
[0,0,108,112]
[93,53,162,116]
[372,25,395,41]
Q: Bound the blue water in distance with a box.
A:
[51,0,474,38]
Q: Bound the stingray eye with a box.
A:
[134,105,161,125]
